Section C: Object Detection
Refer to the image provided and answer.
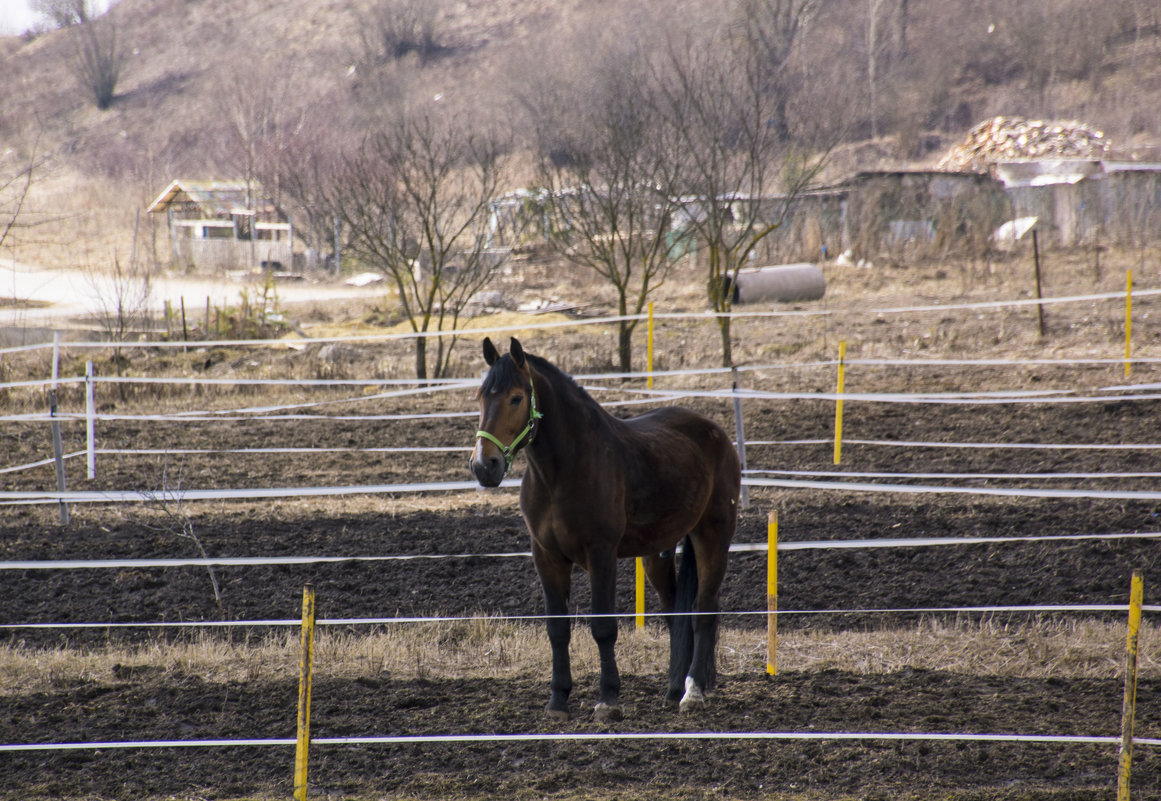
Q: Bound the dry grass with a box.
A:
[1,618,1154,695]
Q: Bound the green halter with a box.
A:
[476,380,543,474]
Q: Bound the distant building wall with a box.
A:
[995,161,1161,248]
[843,171,1009,259]
[169,219,292,273]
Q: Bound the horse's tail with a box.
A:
[668,534,698,693]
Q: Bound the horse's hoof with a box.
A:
[594,702,623,723]
[679,677,706,713]
[545,705,570,721]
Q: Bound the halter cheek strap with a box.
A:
[476,381,543,473]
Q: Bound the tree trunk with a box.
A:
[618,321,633,373]
[415,336,428,381]
[718,316,733,368]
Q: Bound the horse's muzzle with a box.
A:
[470,452,505,488]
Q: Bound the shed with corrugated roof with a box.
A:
[146,179,293,272]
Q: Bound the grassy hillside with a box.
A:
[2,0,1160,271]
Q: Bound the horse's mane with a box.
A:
[483,351,599,413]
[526,353,592,405]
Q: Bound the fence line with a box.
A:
[746,468,1161,480]
[3,729,1155,754]
[2,529,1158,572]
[7,441,1161,483]
[6,385,1161,427]
[9,441,1161,478]
[751,438,1161,451]
[8,475,1161,506]
[6,355,1161,396]
[744,476,1161,501]
[3,285,1157,359]
[1,602,1151,632]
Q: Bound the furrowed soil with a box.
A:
[2,252,1161,800]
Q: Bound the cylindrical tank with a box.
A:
[730,263,826,304]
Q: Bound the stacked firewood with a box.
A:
[936,116,1110,171]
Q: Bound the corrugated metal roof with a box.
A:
[992,160,1101,189]
[146,179,278,215]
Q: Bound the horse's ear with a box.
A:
[483,337,499,366]
[509,337,526,368]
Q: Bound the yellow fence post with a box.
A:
[833,340,847,465]
[647,302,655,390]
[294,584,317,801]
[1117,572,1144,801]
[767,510,778,676]
[635,557,645,630]
[1125,270,1133,379]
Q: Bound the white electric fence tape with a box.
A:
[7,476,1161,505]
[3,285,1159,358]
[0,604,1146,631]
[3,530,1158,571]
[3,730,1156,753]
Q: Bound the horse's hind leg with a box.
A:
[681,499,735,712]
[644,553,685,705]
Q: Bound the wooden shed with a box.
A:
[146,180,293,273]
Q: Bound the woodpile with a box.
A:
[936,116,1110,172]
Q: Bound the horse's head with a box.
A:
[470,336,542,487]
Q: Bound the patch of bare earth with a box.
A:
[1,250,1160,799]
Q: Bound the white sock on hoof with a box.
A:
[679,675,705,712]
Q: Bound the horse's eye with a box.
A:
[509,394,524,407]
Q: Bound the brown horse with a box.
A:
[470,337,740,721]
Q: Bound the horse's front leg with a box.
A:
[534,547,573,720]
[588,548,622,722]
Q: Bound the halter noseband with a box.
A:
[476,378,543,474]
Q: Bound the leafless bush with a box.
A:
[69,12,125,110]
[358,0,443,65]
[139,458,223,612]
[87,250,152,379]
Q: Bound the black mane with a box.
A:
[482,351,597,412]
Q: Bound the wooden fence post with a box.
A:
[1124,270,1133,379]
[767,510,778,676]
[732,367,749,510]
[85,361,95,479]
[646,301,655,390]
[50,334,68,525]
[294,584,317,801]
[1117,572,1144,801]
[833,340,847,465]
[635,557,645,631]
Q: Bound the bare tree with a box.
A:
[731,0,817,140]
[863,0,893,139]
[69,10,124,110]
[260,107,349,265]
[216,64,294,217]
[1001,0,1117,102]
[331,106,508,379]
[0,137,42,254]
[532,46,682,373]
[655,32,833,367]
